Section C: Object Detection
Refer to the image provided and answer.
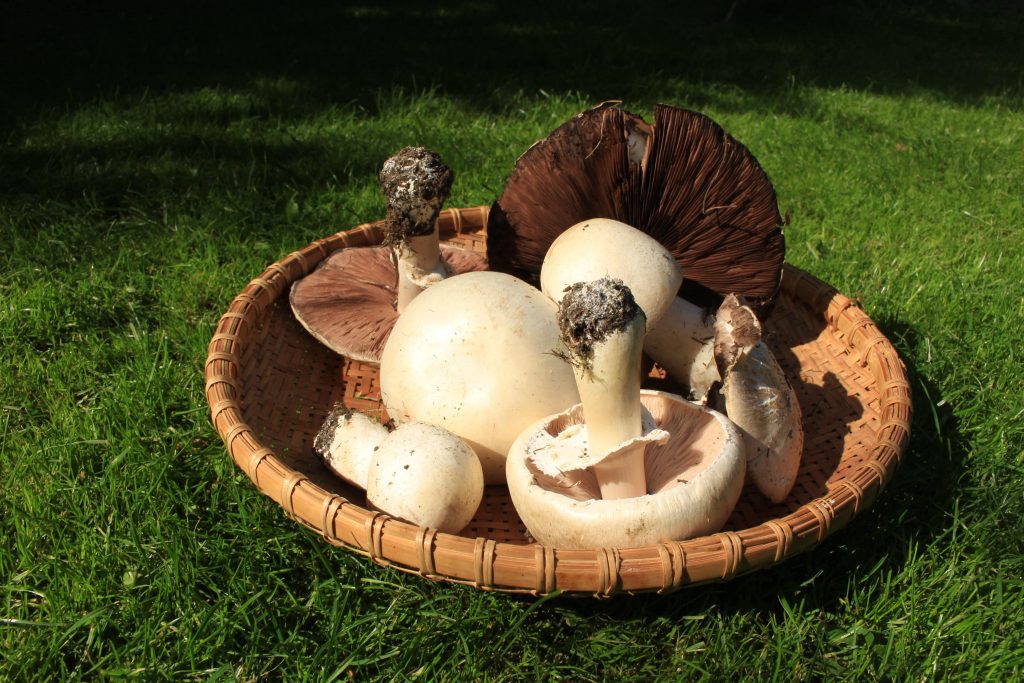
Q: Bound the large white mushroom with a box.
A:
[379,271,581,484]
[505,278,746,549]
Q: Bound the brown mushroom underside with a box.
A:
[289,245,488,363]
[487,103,785,308]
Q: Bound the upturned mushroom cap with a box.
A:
[505,390,746,549]
[366,422,484,534]
[488,102,784,308]
[541,218,683,331]
[379,271,581,484]
[715,294,803,503]
[289,245,487,363]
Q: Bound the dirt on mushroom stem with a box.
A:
[556,277,644,373]
[378,146,454,245]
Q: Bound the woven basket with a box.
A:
[205,206,912,597]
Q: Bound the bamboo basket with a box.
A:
[204,206,912,597]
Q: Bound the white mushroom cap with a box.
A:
[506,390,746,549]
[365,422,484,534]
[379,271,581,484]
[540,218,683,331]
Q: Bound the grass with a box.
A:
[2,0,1023,679]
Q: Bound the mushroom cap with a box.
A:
[488,102,784,307]
[506,390,746,549]
[366,422,484,534]
[541,218,683,331]
[289,245,487,363]
[379,270,581,484]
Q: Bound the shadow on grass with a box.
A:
[4,1,1022,126]
[2,1,1021,249]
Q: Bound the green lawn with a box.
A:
[2,1,1023,679]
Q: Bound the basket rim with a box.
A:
[204,205,912,597]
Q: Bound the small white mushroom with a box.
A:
[313,404,390,489]
[379,271,581,484]
[642,296,720,402]
[715,294,803,503]
[366,422,484,534]
[540,218,682,330]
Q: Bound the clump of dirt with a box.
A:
[379,147,454,244]
[313,402,354,458]
[557,277,643,368]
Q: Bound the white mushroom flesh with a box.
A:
[365,422,484,534]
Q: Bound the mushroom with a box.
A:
[505,278,746,549]
[488,102,785,310]
[313,403,389,489]
[552,277,661,499]
[379,270,581,484]
[539,217,719,400]
[642,296,720,402]
[714,294,803,503]
[290,147,487,363]
[366,422,484,534]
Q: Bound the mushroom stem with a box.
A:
[558,279,648,500]
[643,297,721,401]
[378,146,454,312]
[575,316,646,498]
[394,223,448,313]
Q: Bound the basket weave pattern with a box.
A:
[205,206,911,596]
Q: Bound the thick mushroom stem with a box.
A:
[575,317,646,498]
[558,278,648,499]
[379,146,454,312]
[643,297,720,402]
[394,223,448,313]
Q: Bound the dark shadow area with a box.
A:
[3,0,1022,129]
[2,0,1021,255]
